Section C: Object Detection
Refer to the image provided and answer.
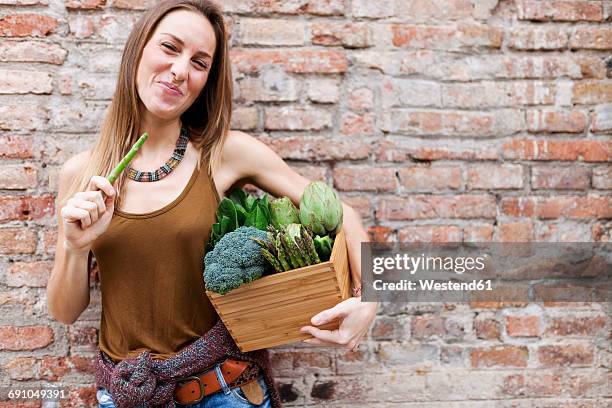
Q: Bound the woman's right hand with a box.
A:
[60,176,116,253]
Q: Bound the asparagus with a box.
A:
[275,234,291,271]
[107,132,149,184]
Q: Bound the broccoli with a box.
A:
[203,226,269,295]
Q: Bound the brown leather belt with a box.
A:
[173,359,251,405]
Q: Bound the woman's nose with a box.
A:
[170,57,189,82]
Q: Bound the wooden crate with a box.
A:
[206,229,351,352]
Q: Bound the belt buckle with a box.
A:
[174,375,205,405]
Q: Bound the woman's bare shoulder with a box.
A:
[59,150,91,189]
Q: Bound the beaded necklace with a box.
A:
[126,127,189,182]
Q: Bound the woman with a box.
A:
[46,0,377,407]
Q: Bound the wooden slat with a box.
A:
[238,320,340,352]
[207,261,333,300]
[225,295,340,325]
[214,285,340,317]
[207,271,337,307]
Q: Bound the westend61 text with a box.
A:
[373,279,493,291]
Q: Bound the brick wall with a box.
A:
[0,0,610,406]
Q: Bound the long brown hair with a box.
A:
[64,0,231,206]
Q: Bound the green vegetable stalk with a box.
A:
[107,132,149,184]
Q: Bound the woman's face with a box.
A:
[136,9,216,121]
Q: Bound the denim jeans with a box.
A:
[97,363,271,408]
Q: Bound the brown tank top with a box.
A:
[91,160,220,362]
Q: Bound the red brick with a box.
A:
[399,166,461,191]
[6,261,52,287]
[264,107,332,131]
[463,224,494,242]
[384,109,522,137]
[591,104,612,133]
[112,0,155,9]
[293,351,332,369]
[502,139,612,162]
[573,81,612,104]
[0,164,37,189]
[40,356,70,381]
[0,228,37,254]
[352,0,395,18]
[367,225,393,242]
[401,53,605,80]
[65,385,97,408]
[500,197,536,217]
[371,316,405,340]
[333,167,396,192]
[471,346,528,368]
[411,315,445,339]
[230,106,258,130]
[69,355,96,374]
[347,87,373,111]
[258,135,372,161]
[526,110,588,133]
[0,105,48,130]
[0,195,55,221]
[42,228,57,255]
[68,326,98,348]
[468,164,524,190]
[306,78,339,104]
[291,164,327,182]
[506,315,540,337]
[3,356,37,380]
[231,49,348,73]
[593,166,612,189]
[340,112,374,136]
[545,315,606,336]
[0,14,58,37]
[531,166,590,190]
[377,140,499,162]
[536,221,592,242]
[517,1,603,22]
[238,75,298,102]
[391,24,503,50]
[570,28,612,50]
[508,27,568,50]
[538,344,594,367]
[443,82,555,108]
[0,40,67,64]
[0,0,47,4]
[239,18,304,46]
[377,195,496,221]
[64,0,105,9]
[474,317,500,339]
[382,77,441,108]
[306,0,346,16]
[0,326,53,350]
[67,15,95,38]
[397,0,473,21]
[536,196,611,219]
[497,221,534,242]
[398,225,462,243]
[311,22,370,48]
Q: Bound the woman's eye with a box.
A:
[194,60,209,70]
[161,42,177,52]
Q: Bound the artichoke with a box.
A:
[299,181,343,236]
[269,197,300,229]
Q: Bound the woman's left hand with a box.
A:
[300,298,378,350]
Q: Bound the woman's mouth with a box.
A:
[158,81,183,97]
